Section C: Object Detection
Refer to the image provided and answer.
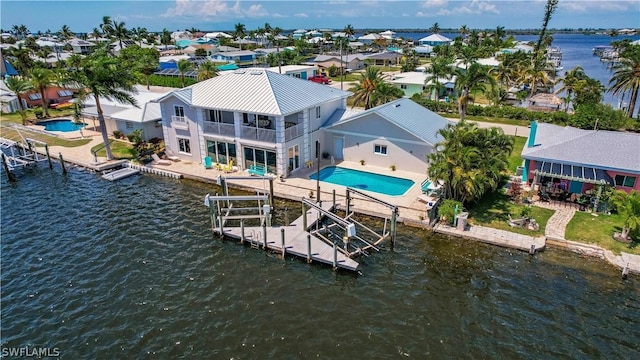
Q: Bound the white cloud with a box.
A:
[560,1,630,13]
[423,0,448,8]
[294,13,309,18]
[433,0,499,16]
[162,0,229,18]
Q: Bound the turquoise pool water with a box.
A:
[38,119,85,132]
[309,166,415,196]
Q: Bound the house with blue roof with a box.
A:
[521,122,640,198]
[322,98,453,172]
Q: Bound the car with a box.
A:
[308,74,332,84]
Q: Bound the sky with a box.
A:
[1,0,639,34]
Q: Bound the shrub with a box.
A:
[113,130,123,139]
[439,199,464,225]
[390,165,396,171]
[322,151,330,159]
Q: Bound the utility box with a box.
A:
[456,212,469,231]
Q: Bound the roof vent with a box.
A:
[234,70,246,74]
[394,104,401,108]
[250,70,263,75]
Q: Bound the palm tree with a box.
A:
[177,59,193,87]
[64,46,138,160]
[197,61,219,81]
[350,67,384,110]
[5,44,34,75]
[132,27,148,46]
[459,25,469,40]
[424,56,454,101]
[100,16,113,37]
[608,45,640,118]
[431,22,441,34]
[4,76,32,124]
[533,0,559,62]
[555,66,585,112]
[160,28,172,50]
[267,26,283,73]
[59,25,74,40]
[233,23,246,50]
[612,190,640,241]
[455,63,496,120]
[111,21,129,50]
[343,24,355,40]
[138,52,159,90]
[29,67,55,117]
[91,28,101,41]
[370,82,404,107]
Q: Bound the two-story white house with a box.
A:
[156,68,352,177]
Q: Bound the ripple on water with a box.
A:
[1,168,639,358]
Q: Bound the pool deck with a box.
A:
[16,126,639,276]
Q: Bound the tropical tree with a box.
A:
[29,67,56,117]
[554,65,585,111]
[459,25,469,40]
[233,23,246,50]
[64,46,138,160]
[350,66,384,109]
[370,82,404,107]
[176,59,193,87]
[573,77,605,107]
[59,25,74,40]
[160,28,172,50]
[608,44,640,118]
[431,22,441,34]
[111,21,129,50]
[100,16,113,36]
[424,56,454,101]
[611,190,640,241]
[533,0,559,61]
[4,76,32,124]
[132,27,148,46]
[4,44,34,75]
[454,63,496,120]
[91,28,101,41]
[428,120,513,204]
[197,60,219,81]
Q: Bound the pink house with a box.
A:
[521,122,640,196]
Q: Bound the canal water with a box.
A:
[1,167,639,358]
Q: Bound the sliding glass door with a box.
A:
[206,140,236,166]
[244,146,277,174]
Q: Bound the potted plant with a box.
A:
[390,165,396,171]
[322,151,330,159]
[360,159,365,165]
[308,190,314,198]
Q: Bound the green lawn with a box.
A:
[0,123,92,147]
[0,108,75,125]
[440,113,530,127]
[508,136,526,173]
[90,139,137,159]
[467,189,554,236]
[566,211,639,255]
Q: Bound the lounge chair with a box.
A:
[222,160,235,173]
[151,153,171,166]
[508,214,526,228]
[204,156,213,169]
[165,149,181,162]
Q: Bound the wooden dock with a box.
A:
[101,167,140,181]
[215,201,360,271]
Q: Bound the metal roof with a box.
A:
[522,122,640,174]
[163,68,351,116]
[325,98,453,145]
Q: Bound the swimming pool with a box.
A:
[38,119,85,132]
[309,166,415,196]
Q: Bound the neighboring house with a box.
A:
[171,31,192,41]
[365,52,402,67]
[155,68,352,176]
[358,33,383,44]
[211,50,256,63]
[266,65,317,79]
[312,54,366,71]
[292,29,307,39]
[183,44,217,56]
[379,30,396,40]
[322,98,452,172]
[521,122,640,196]
[0,80,19,113]
[24,86,75,108]
[68,38,96,54]
[390,72,456,98]
[413,45,433,55]
[82,86,170,141]
[0,51,19,77]
[205,32,232,39]
[418,34,452,47]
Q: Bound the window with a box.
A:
[243,113,255,125]
[374,144,387,155]
[57,90,73,97]
[288,144,300,171]
[178,138,191,154]
[174,106,185,117]
[400,84,407,89]
[28,93,42,100]
[615,175,636,188]
[315,106,321,119]
[126,122,133,129]
[207,109,222,122]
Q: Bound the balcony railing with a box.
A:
[284,123,304,142]
[241,126,276,143]
[203,121,235,136]
[171,115,189,129]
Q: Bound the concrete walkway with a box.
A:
[434,223,546,252]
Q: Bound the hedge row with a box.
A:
[147,75,197,88]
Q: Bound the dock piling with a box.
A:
[307,234,312,263]
[529,244,536,255]
[262,223,267,249]
[281,228,286,258]
[332,189,336,210]
[269,178,274,208]
[1,153,17,182]
[44,144,52,169]
[58,153,67,175]
[333,242,337,270]
[284,207,289,226]
[240,219,245,244]
[302,201,308,230]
